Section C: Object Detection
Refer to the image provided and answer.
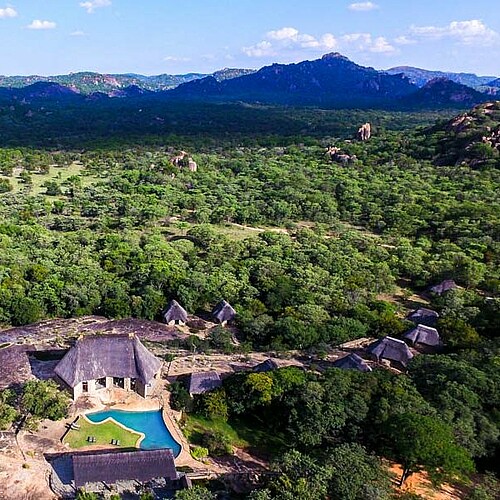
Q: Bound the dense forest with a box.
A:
[0,98,499,499]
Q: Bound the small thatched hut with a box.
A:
[403,324,441,348]
[187,371,222,395]
[54,334,162,400]
[333,353,372,372]
[212,300,236,325]
[366,336,414,369]
[73,449,177,488]
[163,300,188,326]
[407,307,439,327]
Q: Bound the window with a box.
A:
[82,381,88,393]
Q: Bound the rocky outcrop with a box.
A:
[171,151,198,172]
[357,123,371,141]
[326,146,357,165]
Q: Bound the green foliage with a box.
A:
[169,382,192,412]
[197,389,228,421]
[201,429,233,456]
[326,443,390,500]
[21,380,69,424]
[383,413,474,485]
[0,389,18,430]
[175,486,216,500]
[190,446,209,460]
[0,178,12,193]
[75,490,100,500]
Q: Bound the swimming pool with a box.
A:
[86,409,181,456]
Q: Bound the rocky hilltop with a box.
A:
[424,101,500,167]
[0,68,255,96]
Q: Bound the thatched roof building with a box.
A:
[188,371,222,395]
[366,336,414,368]
[429,279,457,296]
[253,358,279,373]
[212,300,236,325]
[403,324,441,347]
[407,307,439,327]
[163,300,188,325]
[73,449,177,488]
[333,353,372,372]
[54,334,162,399]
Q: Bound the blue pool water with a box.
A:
[86,409,181,456]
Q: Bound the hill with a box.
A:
[169,52,417,108]
[385,66,497,89]
[0,68,255,95]
[422,101,500,166]
[400,78,488,110]
[167,54,491,109]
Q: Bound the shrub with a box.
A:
[191,446,209,460]
[201,430,233,456]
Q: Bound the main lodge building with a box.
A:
[54,333,162,400]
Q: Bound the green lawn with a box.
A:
[63,416,142,449]
[183,414,285,456]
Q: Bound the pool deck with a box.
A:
[73,385,203,469]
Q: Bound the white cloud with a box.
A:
[341,33,396,53]
[243,40,275,58]
[267,27,299,41]
[242,26,398,59]
[27,19,56,30]
[163,56,191,62]
[243,28,338,57]
[348,2,379,11]
[79,0,111,14]
[70,30,86,36]
[394,35,416,45]
[410,19,499,46]
[0,6,17,18]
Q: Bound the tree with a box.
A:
[198,389,228,420]
[201,429,233,456]
[164,353,176,377]
[383,413,474,486]
[175,486,216,500]
[0,390,18,430]
[21,380,69,427]
[269,450,330,500]
[169,382,192,412]
[326,443,390,500]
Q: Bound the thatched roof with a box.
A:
[366,336,414,367]
[333,353,372,372]
[73,449,177,488]
[212,300,236,323]
[188,371,222,395]
[407,307,439,327]
[403,324,440,347]
[429,279,458,295]
[253,358,279,373]
[54,334,162,388]
[163,300,188,324]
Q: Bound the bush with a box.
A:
[197,389,228,420]
[169,381,192,412]
[201,429,233,456]
[191,446,209,460]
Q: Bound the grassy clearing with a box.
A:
[63,416,141,449]
[183,414,285,456]
[5,162,98,196]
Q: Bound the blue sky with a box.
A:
[1,0,499,76]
